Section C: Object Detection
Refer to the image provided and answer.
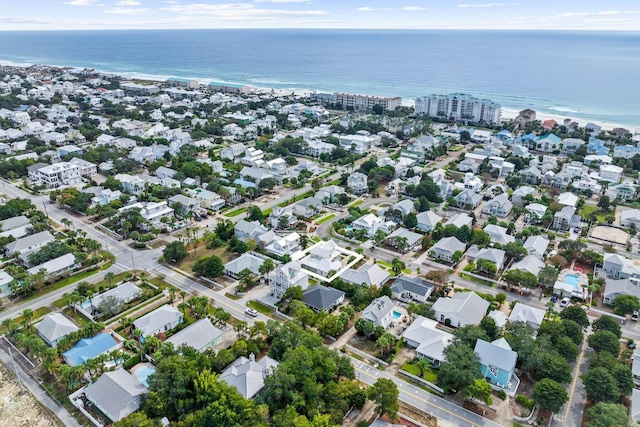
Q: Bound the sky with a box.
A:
[2,0,640,31]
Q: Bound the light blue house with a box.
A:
[474,338,519,396]
[62,333,118,366]
[587,137,609,155]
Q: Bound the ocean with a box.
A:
[0,29,638,128]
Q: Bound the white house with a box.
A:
[132,305,183,338]
[508,303,545,330]
[265,233,300,257]
[599,164,623,183]
[362,296,395,329]
[269,261,309,299]
[300,240,342,278]
[416,210,442,232]
[432,291,490,328]
[403,316,453,367]
[429,236,466,262]
[347,172,368,194]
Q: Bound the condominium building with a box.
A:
[333,93,401,111]
[415,93,501,124]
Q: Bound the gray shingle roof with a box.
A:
[165,318,223,352]
[340,263,390,287]
[390,276,434,298]
[301,285,345,311]
[220,355,279,399]
[84,369,148,422]
[35,313,79,345]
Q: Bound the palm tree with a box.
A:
[61,218,72,231]
[180,290,187,304]
[259,259,275,282]
[120,316,133,335]
[391,257,405,276]
[105,272,115,288]
[22,308,34,333]
[169,287,176,303]
[133,329,144,358]
[234,321,248,338]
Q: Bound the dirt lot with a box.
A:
[0,363,61,427]
[590,225,629,245]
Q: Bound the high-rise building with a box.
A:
[415,93,501,124]
[333,93,401,111]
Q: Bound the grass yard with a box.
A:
[247,300,274,315]
[402,362,438,384]
[348,199,364,207]
[62,307,93,327]
[0,307,52,334]
[459,273,496,287]
[376,261,412,275]
[225,207,247,217]
[263,207,273,216]
[178,246,232,275]
[316,214,335,225]
[580,204,609,223]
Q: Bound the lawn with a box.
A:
[316,214,335,225]
[225,207,247,217]
[402,362,438,384]
[376,261,412,275]
[580,205,609,223]
[53,270,141,309]
[348,199,364,207]
[62,307,93,327]
[0,307,52,333]
[178,245,232,275]
[247,300,274,315]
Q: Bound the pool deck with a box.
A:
[130,362,155,386]
[557,269,589,299]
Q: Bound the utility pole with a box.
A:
[42,201,49,219]
[130,251,137,273]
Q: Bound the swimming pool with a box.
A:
[81,300,91,309]
[564,274,580,289]
[132,364,156,387]
[392,311,402,321]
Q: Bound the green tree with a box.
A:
[104,271,116,288]
[113,412,160,427]
[532,378,568,413]
[22,308,34,332]
[612,364,634,396]
[391,257,405,275]
[367,378,399,421]
[376,332,396,358]
[538,353,572,383]
[591,315,621,338]
[479,317,500,342]
[537,265,559,288]
[586,402,629,427]
[464,379,493,406]
[403,212,418,229]
[582,367,620,403]
[192,255,224,278]
[559,305,590,328]
[453,324,489,348]
[163,241,188,263]
[588,330,621,356]
[438,341,481,394]
[612,294,640,316]
[259,258,275,280]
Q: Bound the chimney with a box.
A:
[249,353,255,362]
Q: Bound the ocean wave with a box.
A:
[548,106,580,114]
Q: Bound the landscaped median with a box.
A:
[315,214,335,225]
[224,207,247,217]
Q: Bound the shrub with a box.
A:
[516,394,535,410]
[498,390,507,400]
[123,354,141,370]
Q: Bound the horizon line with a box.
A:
[1,28,640,33]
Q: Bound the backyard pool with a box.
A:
[392,311,402,321]
[564,274,580,289]
[131,363,156,387]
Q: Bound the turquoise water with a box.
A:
[0,30,638,126]
[392,311,402,321]
[133,365,156,387]
[81,301,91,309]
[564,274,580,289]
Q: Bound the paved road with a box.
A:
[353,356,503,427]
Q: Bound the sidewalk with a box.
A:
[0,347,82,427]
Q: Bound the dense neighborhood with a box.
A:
[1,65,640,427]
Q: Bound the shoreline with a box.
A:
[1,58,636,132]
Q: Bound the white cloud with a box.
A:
[357,6,392,12]
[62,0,98,5]
[402,6,426,10]
[116,0,141,5]
[162,3,327,19]
[104,7,151,14]
[458,3,518,7]
[164,0,179,3]
[0,16,50,24]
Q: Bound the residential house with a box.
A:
[483,224,515,246]
[552,206,581,231]
[621,209,640,229]
[89,188,122,206]
[444,213,473,229]
[561,138,585,153]
[523,235,549,259]
[27,253,77,278]
[519,165,543,185]
[240,166,274,185]
[340,263,390,287]
[524,203,547,223]
[300,240,342,278]
[269,261,309,299]
[316,185,346,204]
[120,201,175,230]
[0,215,31,239]
[155,166,178,179]
[603,278,640,305]
[599,164,623,183]
[83,369,148,423]
[129,146,155,164]
[35,313,79,347]
[416,210,442,232]
[88,282,141,317]
[606,182,638,203]
[474,338,519,395]
[361,296,395,329]
[301,285,345,313]
[432,291,490,327]
[265,233,300,257]
[234,220,269,242]
[385,227,422,253]
[132,305,183,338]
[188,189,226,211]
[347,172,368,194]
[474,248,507,271]
[62,333,119,366]
[511,186,535,206]
[224,252,271,278]
[482,193,513,217]
[165,318,224,352]
[351,213,387,238]
[587,137,609,155]
[0,270,14,298]
[454,189,482,209]
[167,194,199,215]
[403,316,453,367]
[509,303,545,330]
[557,192,579,207]
[4,231,54,257]
[391,199,416,217]
[429,236,466,262]
[220,143,247,161]
[613,145,640,160]
[390,276,434,303]
[220,354,279,399]
[535,134,561,152]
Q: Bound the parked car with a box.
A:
[245,308,258,317]
[550,295,558,303]
[632,311,639,321]
[559,297,570,308]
